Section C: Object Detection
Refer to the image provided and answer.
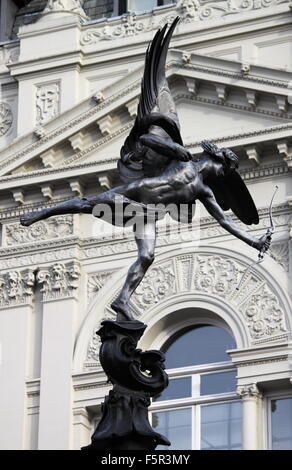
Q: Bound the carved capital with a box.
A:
[236,383,262,399]
[36,261,80,301]
[0,269,35,308]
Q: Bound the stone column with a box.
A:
[36,261,81,450]
[0,269,35,450]
[73,407,92,450]
[237,383,263,450]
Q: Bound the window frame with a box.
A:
[265,392,292,450]
[150,360,241,450]
[113,0,170,17]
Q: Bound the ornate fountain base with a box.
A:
[82,320,170,451]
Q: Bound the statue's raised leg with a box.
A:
[111,221,156,321]
[20,188,149,227]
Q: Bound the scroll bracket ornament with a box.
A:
[82,320,170,450]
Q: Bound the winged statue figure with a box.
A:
[20,18,271,321]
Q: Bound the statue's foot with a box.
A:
[20,211,44,226]
[111,299,136,322]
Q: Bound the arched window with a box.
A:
[150,324,242,450]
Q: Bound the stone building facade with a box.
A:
[0,0,292,450]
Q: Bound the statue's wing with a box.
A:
[207,170,259,225]
[118,17,183,183]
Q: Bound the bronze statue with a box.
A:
[20,17,270,322]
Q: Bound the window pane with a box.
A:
[164,325,236,369]
[271,398,292,450]
[128,0,157,13]
[152,408,192,450]
[154,377,192,402]
[201,371,237,396]
[201,402,242,450]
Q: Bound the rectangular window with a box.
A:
[152,408,192,450]
[201,402,242,450]
[154,376,192,402]
[128,0,157,13]
[117,0,168,15]
[200,370,237,396]
[271,397,292,450]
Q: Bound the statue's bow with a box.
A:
[236,185,278,291]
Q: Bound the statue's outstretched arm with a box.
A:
[139,134,192,162]
[200,191,271,252]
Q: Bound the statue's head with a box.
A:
[178,0,200,18]
[201,140,239,170]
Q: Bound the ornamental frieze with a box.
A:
[3,215,74,246]
[80,0,291,45]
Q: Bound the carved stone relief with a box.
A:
[269,242,289,271]
[84,307,116,369]
[237,383,262,399]
[0,269,35,307]
[4,215,74,246]
[0,103,13,137]
[84,249,289,369]
[36,83,60,126]
[131,253,288,343]
[133,262,176,312]
[44,0,87,16]
[36,261,80,301]
[80,0,291,45]
[239,284,287,339]
[87,271,113,303]
[0,47,20,66]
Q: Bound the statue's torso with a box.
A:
[134,159,201,205]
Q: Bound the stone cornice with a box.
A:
[1,55,291,176]
[174,92,292,120]
[178,60,290,90]
[0,204,290,271]
[187,123,292,150]
[0,125,291,192]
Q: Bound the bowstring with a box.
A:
[235,185,278,291]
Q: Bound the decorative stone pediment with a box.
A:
[0,51,290,183]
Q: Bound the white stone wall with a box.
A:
[0,1,291,450]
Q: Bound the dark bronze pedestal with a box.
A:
[82,320,170,451]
